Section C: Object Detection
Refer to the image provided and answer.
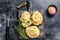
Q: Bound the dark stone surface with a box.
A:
[0,0,60,40]
[31,0,60,40]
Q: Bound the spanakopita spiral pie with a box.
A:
[26,26,40,38]
[31,11,43,25]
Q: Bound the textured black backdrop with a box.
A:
[0,0,60,40]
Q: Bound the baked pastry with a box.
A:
[31,11,43,25]
[26,26,40,38]
[22,20,32,27]
[20,11,30,22]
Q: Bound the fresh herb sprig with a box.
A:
[16,20,28,39]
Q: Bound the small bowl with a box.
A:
[48,4,57,15]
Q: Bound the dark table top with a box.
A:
[0,0,60,40]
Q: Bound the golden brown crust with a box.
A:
[22,20,32,27]
[31,11,43,25]
[20,11,30,22]
[26,26,40,38]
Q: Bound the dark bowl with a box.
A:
[48,4,57,15]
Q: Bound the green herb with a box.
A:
[27,21,30,23]
[16,20,28,39]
